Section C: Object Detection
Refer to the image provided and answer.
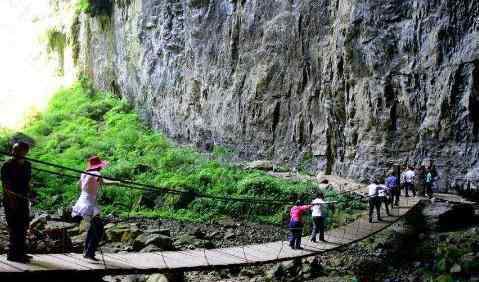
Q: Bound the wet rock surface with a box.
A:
[76,0,479,193]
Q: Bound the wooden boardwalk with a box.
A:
[0,196,421,279]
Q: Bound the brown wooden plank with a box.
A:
[0,257,51,272]
[202,249,248,266]
[30,255,91,271]
[157,250,209,269]
[0,260,19,272]
[64,253,126,270]
[104,253,166,270]
[49,254,105,270]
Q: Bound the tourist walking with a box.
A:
[72,156,118,261]
[288,200,312,250]
[377,181,391,216]
[310,192,336,242]
[385,171,399,206]
[368,179,381,223]
[415,165,426,197]
[1,142,33,263]
[403,166,416,197]
[425,167,434,199]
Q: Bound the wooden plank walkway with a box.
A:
[0,196,421,279]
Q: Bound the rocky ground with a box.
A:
[1,199,478,282]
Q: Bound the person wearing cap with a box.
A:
[1,141,33,263]
[288,199,312,250]
[72,156,118,261]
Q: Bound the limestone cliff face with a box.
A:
[76,0,479,192]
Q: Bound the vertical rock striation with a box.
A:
[76,0,479,192]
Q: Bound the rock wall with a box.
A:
[75,0,479,191]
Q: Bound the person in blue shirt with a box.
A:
[385,171,399,206]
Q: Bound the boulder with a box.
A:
[146,272,184,282]
[224,230,235,240]
[422,202,475,231]
[173,233,213,249]
[450,263,462,273]
[146,274,169,282]
[267,264,285,280]
[282,260,300,276]
[30,214,49,230]
[146,228,171,237]
[140,244,162,253]
[188,227,205,239]
[105,223,142,243]
[133,233,173,251]
[44,221,76,243]
[462,253,479,273]
[216,217,237,227]
[56,206,73,221]
[245,160,274,171]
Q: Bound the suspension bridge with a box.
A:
[0,152,423,279]
[0,198,420,279]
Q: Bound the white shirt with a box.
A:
[377,185,387,197]
[311,198,325,217]
[72,171,102,217]
[368,184,378,197]
[404,170,415,183]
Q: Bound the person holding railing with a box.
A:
[72,156,119,261]
[368,179,381,223]
[1,141,33,263]
[310,192,336,242]
[288,200,312,250]
[377,180,391,216]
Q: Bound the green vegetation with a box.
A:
[46,29,67,54]
[75,0,91,14]
[46,28,67,75]
[76,0,113,17]
[0,79,365,224]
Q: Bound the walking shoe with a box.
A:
[83,255,99,261]
[295,247,304,250]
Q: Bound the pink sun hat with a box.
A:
[87,156,109,170]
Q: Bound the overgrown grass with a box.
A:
[0,80,365,225]
[75,0,91,14]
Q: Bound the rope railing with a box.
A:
[0,151,367,207]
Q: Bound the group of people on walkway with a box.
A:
[367,164,439,223]
[288,163,439,250]
[1,141,115,262]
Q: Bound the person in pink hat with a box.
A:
[72,156,118,261]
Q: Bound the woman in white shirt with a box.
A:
[310,192,336,242]
[72,156,117,260]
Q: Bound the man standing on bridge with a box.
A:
[368,179,381,223]
[1,141,33,263]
